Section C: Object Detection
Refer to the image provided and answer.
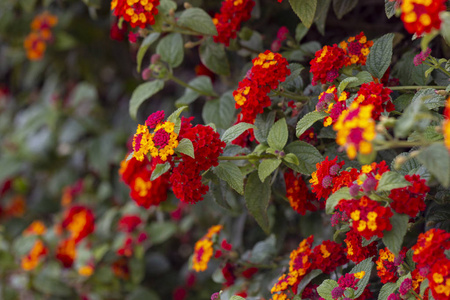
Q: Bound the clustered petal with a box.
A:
[110,0,160,28]
[376,247,407,283]
[344,229,378,264]
[389,174,429,217]
[192,225,223,272]
[309,156,345,201]
[353,82,394,121]
[401,0,447,35]
[24,11,58,60]
[284,170,318,215]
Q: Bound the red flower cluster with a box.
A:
[354,82,394,120]
[344,229,378,263]
[389,174,429,217]
[233,50,290,124]
[412,228,450,276]
[271,26,289,52]
[119,155,169,208]
[312,240,348,274]
[310,45,346,85]
[336,196,393,239]
[299,128,318,145]
[171,123,226,204]
[316,85,350,127]
[284,170,318,215]
[61,205,95,243]
[309,156,345,201]
[24,11,58,60]
[339,32,373,66]
[213,0,255,46]
[110,0,160,28]
[429,258,450,300]
[401,0,447,35]
[376,247,407,283]
[61,179,83,207]
[117,215,147,257]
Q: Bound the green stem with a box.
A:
[168,74,218,97]
[410,289,423,300]
[218,154,275,161]
[389,85,447,91]
[437,65,450,78]
[273,90,311,102]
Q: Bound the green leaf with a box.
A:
[325,187,352,214]
[412,89,446,110]
[338,76,358,94]
[284,141,323,175]
[314,0,332,35]
[382,213,409,256]
[289,0,318,28]
[167,106,188,124]
[267,118,288,151]
[347,71,374,88]
[366,33,394,79]
[258,159,282,182]
[412,63,432,86]
[148,221,177,244]
[129,80,164,120]
[408,127,443,143]
[177,8,218,35]
[317,279,339,300]
[175,76,214,106]
[249,235,276,264]
[33,276,73,296]
[394,95,428,138]
[442,12,450,47]
[222,123,256,144]
[384,0,396,19]
[175,138,195,158]
[230,296,246,300]
[376,171,411,192]
[199,37,230,76]
[418,143,450,187]
[202,91,236,129]
[283,153,300,166]
[295,23,309,42]
[254,111,276,144]
[378,282,398,300]
[333,0,359,19]
[296,111,328,137]
[297,269,323,295]
[392,153,421,175]
[420,279,429,296]
[150,163,171,181]
[0,158,23,183]
[213,162,245,194]
[245,172,271,234]
[393,94,413,112]
[137,32,160,73]
[350,257,374,297]
[156,33,184,68]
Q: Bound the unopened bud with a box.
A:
[142,68,152,80]
[435,125,443,134]
[169,9,175,17]
[394,156,407,170]
[151,54,161,64]
[435,90,447,96]
[375,124,386,133]
[409,150,419,158]
[183,2,192,9]
[184,41,196,49]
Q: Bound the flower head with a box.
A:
[111,0,160,28]
[412,229,450,275]
[56,238,76,268]
[443,97,450,152]
[389,174,429,217]
[428,258,450,300]
[310,156,345,201]
[21,240,48,270]
[61,205,95,243]
[310,45,346,85]
[353,82,394,121]
[376,247,407,283]
[284,170,318,215]
[401,0,447,35]
[339,32,373,66]
[312,240,348,274]
[344,229,378,263]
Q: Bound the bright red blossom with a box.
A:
[389,174,429,217]
[284,170,318,215]
[312,240,348,274]
[310,45,346,85]
[412,229,450,275]
[428,258,450,300]
[310,156,345,201]
[401,0,447,35]
[61,205,95,243]
[118,215,142,233]
[354,82,394,121]
[110,0,160,28]
[376,247,407,283]
[344,229,378,263]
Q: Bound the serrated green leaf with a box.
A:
[213,162,245,194]
[267,118,288,150]
[347,71,374,88]
[376,171,411,192]
[418,143,450,187]
[148,221,177,244]
[325,187,352,214]
[317,279,339,300]
[177,8,218,35]
[208,177,233,211]
[295,23,309,42]
[129,80,164,120]
[333,0,359,19]
[222,123,256,144]
[175,76,214,106]
[408,127,443,143]
[338,76,358,94]
[258,159,281,182]
[297,269,323,295]
[150,163,171,181]
[412,89,446,110]
[284,141,323,175]
[249,235,276,264]
[289,0,318,28]
[420,279,429,296]
[314,0,332,35]
[382,213,409,256]
[175,138,195,158]
[245,172,271,234]
[156,33,184,68]
[384,0,396,19]
[393,94,413,112]
[137,32,160,73]
[350,257,374,298]
[392,153,421,175]
[167,106,188,123]
[366,33,394,79]
[296,111,328,137]
[199,37,230,76]
[378,282,398,300]
[254,111,276,144]
[283,153,300,166]
[202,91,236,129]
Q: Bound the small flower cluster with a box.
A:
[400,0,447,35]
[333,103,376,159]
[192,225,223,272]
[284,170,318,215]
[353,82,394,121]
[344,229,378,263]
[309,156,345,201]
[312,240,348,274]
[116,215,147,257]
[443,97,450,152]
[376,247,407,283]
[110,0,160,28]
[133,111,179,162]
[389,174,429,217]
[271,26,289,52]
[414,48,432,66]
[119,154,169,208]
[61,180,83,207]
[310,32,373,85]
[21,221,48,270]
[213,0,255,46]
[315,85,350,127]
[233,50,290,124]
[331,272,367,299]
[24,11,58,60]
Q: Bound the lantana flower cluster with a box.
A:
[284,170,318,215]
[400,0,447,35]
[110,0,160,28]
[213,0,255,46]
[315,85,350,127]
[24,11,58,60]
[192,225,223,272]
[116,214,147,257]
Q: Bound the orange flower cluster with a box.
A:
[344,229,377,263]
[110,0,160,28]
[284,170,318,215]
[315,85,350,127]
[192,225,223,272]
[353,82,394,121]
[213,0,255,46]
[24,12,58,60]
[376,247,407,283]
[339,32,373,66]
[309,156,345,201]
[401,0,447,35]
[21,221,48,270]
[233,50,290,124]
[443,97,450,152]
